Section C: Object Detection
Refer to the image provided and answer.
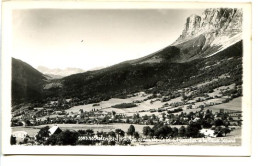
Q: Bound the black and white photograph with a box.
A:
[1,1,251,155]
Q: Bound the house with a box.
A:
[29,119,36,125]
[34,107,44,111]
[199,129,216,138]
[48,126,62,135]
[55,111,63,115]
[66,99,72,103]
[192,117,200,122]
[20,120,26,127]
[50,101,58,105]
[12,131,29,143]
[12,131,28,139]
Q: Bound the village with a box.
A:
[11,105,242,146]
[11,79,242,128]
[10,82,242,146]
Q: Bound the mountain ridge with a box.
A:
[11,8,243,105]
[37,66,85,78]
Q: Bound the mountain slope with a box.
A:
[42,40,242,104]
[12,58,47,105]
[125,8,242,64]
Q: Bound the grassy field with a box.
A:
[63,84,241,117]
[207,97,242,112]
[12,124,152,137]
[64,92,155,116]
[12,123,187,137]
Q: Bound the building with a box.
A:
[12,131,29,144]
[199,129,216,138]
[49,126,62,135]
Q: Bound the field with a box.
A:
[64,92,166,116]
[207,97,242,112]
[65,92,151,114]
[12,123,187,137]
[62,81,241,118]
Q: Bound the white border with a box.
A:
[1,1,252,155]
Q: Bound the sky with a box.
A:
[12,9,204,71]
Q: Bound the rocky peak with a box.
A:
[183,14,201,37]
[175,8,243,45]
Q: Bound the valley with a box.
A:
[10,8,244,146]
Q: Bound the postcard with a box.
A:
[1,1,252,155]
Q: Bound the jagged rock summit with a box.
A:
[174,8,243,46]
[125,8,243,65]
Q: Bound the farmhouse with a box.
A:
[12,131,29,143]
[12,131,28,139]
[49,126,62,135]
[199,129,216,138]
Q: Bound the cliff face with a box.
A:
[175,8,243,46]
[124,8,243,64]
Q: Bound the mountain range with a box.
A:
[37,66,85,79]
[11,8,243,105]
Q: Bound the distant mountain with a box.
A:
[43,74,63,79]
[12,58,47,105]
[37,66,85,78]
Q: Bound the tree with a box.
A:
[119,139,131,146]
[202,118,213,128]
[10,135,16,145]
[154,125,172,138]
[102,140,109,145]
[162,113,166,121]
[45,134,60,145]
[115,129,125,142]
[148,130,154,138]
[127,125,135,136]
[79,109,84,114]
[214,119,224,126]
[25,120,32,126]
[178,126,186,137]
[133,113,140,119]
[109,140,116,146]
[186,122,202,138]
[108,131,116,139]
[46,130,79,145]
[142,115,149,120]
[36,126,50,144]
[112,111,116,116]
[143,126,152,137]
[172,127,179,137]
[85,129,94,137]
[151,114,156,120]
[133,132,140,140]
[181,92,187,102]
[214,126,231,137]
[222,126,231,136]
